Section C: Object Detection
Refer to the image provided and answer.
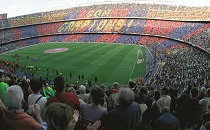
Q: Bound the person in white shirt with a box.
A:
[156,87,171,113]
[28,78,47,111]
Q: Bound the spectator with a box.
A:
[44,102,78,130]
[199,88,210,111]
[179,87,200,129]
[153,91,160,102]
[135,86,153,108]
[154,107,180,130]
[28,78,47,111]
[80,86,108,129]
[198,87,206,100]
[2,85,41,130]
[100,84,109,108]
[66,86,77,94]
[20,79,31,103]
[0,72,8,105]
[169,88,178,114]
[77,85,90,103]
[103,88,141,130]
[40,80,55,99]
[108,82,120,111]
[200,110,210,130]
[156,87,171,114]
[46,76,80,110]
[44,102,101,130]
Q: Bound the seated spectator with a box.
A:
[46,76,80,110]
[154,107,180,130]
[80,86,107,129]
[103,88,141,130]
[2,85,41,130]
[77,85,89,103]
[28,78,47,112]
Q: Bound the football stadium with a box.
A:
[0,0,209,130]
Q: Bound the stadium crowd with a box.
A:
[185,28,210,52]
[0,3,209,53]
[0,3,209,130]
[0,3,207,29]
[0,44,210,130]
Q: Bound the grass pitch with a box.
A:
[0,43,146,85]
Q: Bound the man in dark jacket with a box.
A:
[103,88,141,130]
[154,108,180,130]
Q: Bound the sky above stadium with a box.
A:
[1,0,210,18]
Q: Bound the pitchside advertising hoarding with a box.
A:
[0,13,7,20]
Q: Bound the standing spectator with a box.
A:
[2,85,41,130]
[28,78,47,111]
[198,87,206,100]
[0,81,8,105]
[103,88,141,130]
[135,86,152,108]
[80,86,108,129]
[46,76,80,110]
[77,85,89,103]
[200,110,210,130]
[156,87,171,114]
[0,72,8,105]
[20,79,31,103]
[169,88,178,114]
[179,87,200,129]
[199,88,210,111]
[108,82,120,111]
[154,107,180,130]
[44,103,78,130]
[44,102,101,130]
[100,84,109,108]
[40,80,55,99]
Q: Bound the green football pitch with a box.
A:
[0,43,147,85]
